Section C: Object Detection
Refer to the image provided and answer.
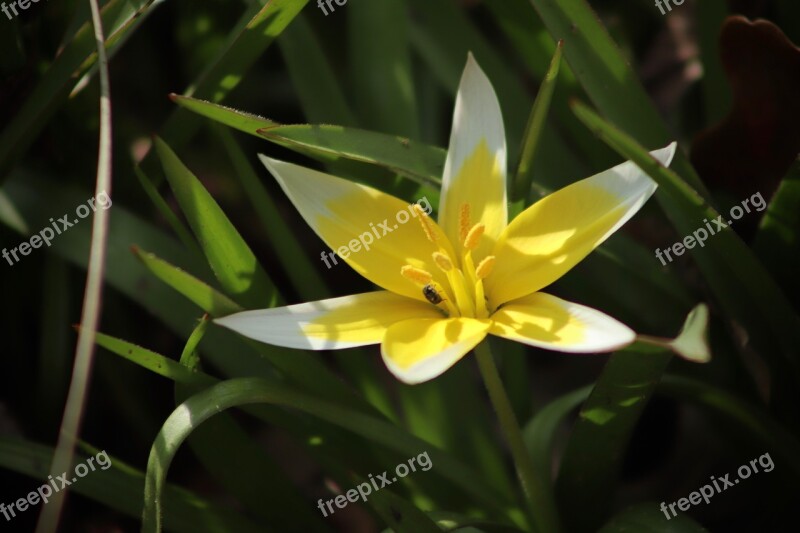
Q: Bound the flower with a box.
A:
[215,55,677,384]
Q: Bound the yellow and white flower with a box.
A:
[216,55,676,384]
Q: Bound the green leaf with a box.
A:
[95,331,512,515]
[170,94,276,136]
[137,0,308,184]
[215,127,329,299]
[34,256,71,427]
[598,503,710,533]
[570,101,800,398]
[512,39,563,205]
[257,124,445,190]
[0,172,303,389]
[406,0,586,185]
[347,0,419,138]
[134,165,205,263]
[172,96,437,201]
[523,385,594,533]
[753,163,800,311]
[659,375,800,477]
[526,0,709,195]
[0,438,263,533]
[142,377,512,531]
[133,247,240,316]
[696,0,732,125]
[160,0,309,145]
[154,137,278,309]
[359,480,441,533]
[0,0,157,181]
[427,511,527,532]
[483,0,616,170]
[215,127,398,419]
[555,344,672,531]
[174,318,329,531]
[277,13,358,125]
[133,246,370,410]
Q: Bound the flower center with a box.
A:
[400,203,495,318]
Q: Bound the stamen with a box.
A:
[400,265,433,285]
[475,279,489,318]
[432,252,454,272]
[413,205,437,243]
[475,256,496,280]
[459,203,471,243]
[463,223,485,250]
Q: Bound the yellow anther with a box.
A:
[459,203,471,242]
[475,256,496,280]
[401,265,433,285]
[433,251,454,272]
[463,223,485,250]
[413,204,437,243]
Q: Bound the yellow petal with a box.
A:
[260,156,455,301]
[381,317,491,384]
[215,291,441,350]
[489,292,635,352]
[439,54,507,260]
[486,143,676,307]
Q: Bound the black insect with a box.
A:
[422,284,443,305]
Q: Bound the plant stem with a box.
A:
[474,341,560,533]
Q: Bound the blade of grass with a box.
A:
[256,124,446,191]
[659,375,800,477]
[348,0,419,138]
[143,377,513,531]
[0,172,294,386]
[154,137,277,309]
[134,165,206,264]
[154,138,372,407]
[37,1,113,529]
[523,385,593,533]
[598,503,710,532]
[406,0,586,184]
[555,344,672,531]
[571,101,800,399]
[141,0,310,183]
[174,317,329,531]
[483,0,616,170]
[359,481,441,533]
[696,0,732,125]
[215,127,328,299]
[277,13,358,125]
[34,256,72,429]
[526,0,711,196]
[0,0,157,181]
[215,127,397,419]
[512,40,563,207]
[753,163,800,311]
[171,96,434,201]
[93,330,513,516]
[0,438,265,533]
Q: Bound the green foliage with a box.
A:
[2,0,799,531]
